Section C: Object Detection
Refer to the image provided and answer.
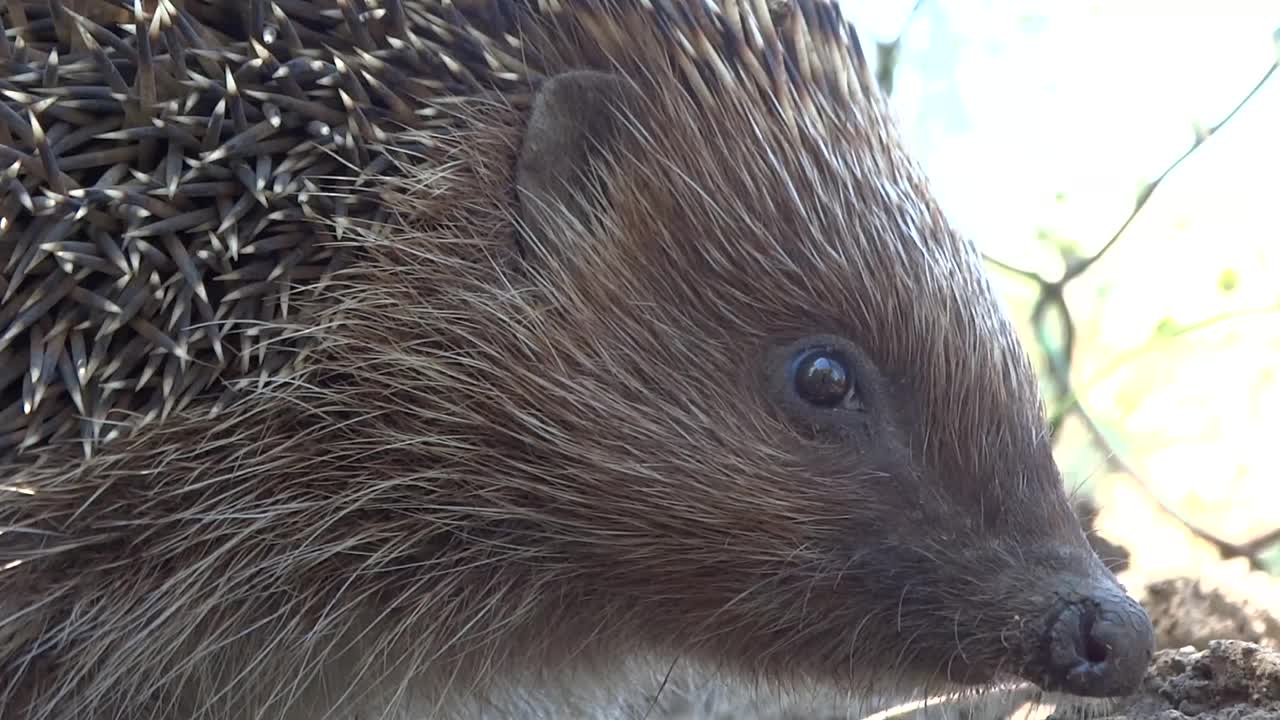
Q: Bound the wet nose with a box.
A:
[1038,582,1155,697]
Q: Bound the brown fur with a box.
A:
[2,1,1139,718]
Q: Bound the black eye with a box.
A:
[792,349,852,408]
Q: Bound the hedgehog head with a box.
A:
[346,0,1155,701]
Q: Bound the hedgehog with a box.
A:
[0,0,1155,719]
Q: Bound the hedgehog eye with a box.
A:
[791,349,854,408]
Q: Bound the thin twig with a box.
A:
[1065,400,1273,570]
[1064,59,1279,282]
[984,59,1279,285]
[980,54,1280,570]
[1077,302,1280,407]
[984,254,1045,284]
[873,0,927,97]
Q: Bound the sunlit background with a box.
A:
[840,1,1280,578]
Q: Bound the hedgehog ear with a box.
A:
[515,70,634,263]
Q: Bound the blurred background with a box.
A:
[836,1,1280,589]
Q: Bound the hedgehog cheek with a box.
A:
[514,69,637,267]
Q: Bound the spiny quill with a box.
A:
[0,0,871,461]
[0,0,532,458]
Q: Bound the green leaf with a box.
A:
[1154,316,1182,338]
[1218,268,1239,292]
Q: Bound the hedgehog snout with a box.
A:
[1027,578,1155,698]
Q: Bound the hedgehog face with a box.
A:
[509,69,1153,699]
